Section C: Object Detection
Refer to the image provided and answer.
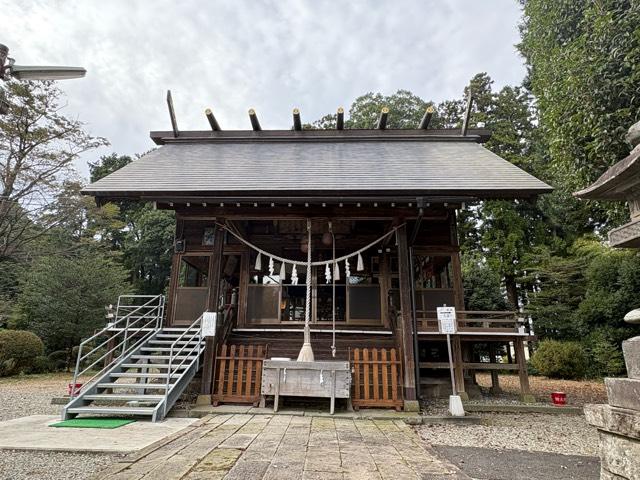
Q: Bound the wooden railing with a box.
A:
[351,348,403,411]
[416,310,529,334]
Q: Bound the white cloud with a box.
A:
[2,0,525,178]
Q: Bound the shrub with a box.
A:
[30,355,52,374]
[47,350,70,371]
[0,329,45,376]
[584,328,626,378]
[530,340,587,380]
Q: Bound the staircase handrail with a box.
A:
[70,294,165,397]
[163,313,204,416]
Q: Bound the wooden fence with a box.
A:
[212,344,267,406]
[351,348,403,411]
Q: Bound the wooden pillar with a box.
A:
[489,343,501,394]
[165,217,184,327]
[200,225,225,397]
[396,224,417,407]
[515,337,534,403]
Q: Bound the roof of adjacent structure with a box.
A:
[574,146,640,200]
[83,129,552,201]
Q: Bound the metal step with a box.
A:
[130,355,197,361]
[120,363,189,369]
[82,394,165,402]
[140,346,196,352]
[67,406,155,416]
[110,372,181,379]
[97,382,168,390]
[148,340,202,345]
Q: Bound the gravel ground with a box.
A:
[418,412,600,457]
[0,373,119,480]
[0,373,68,421]
[0,450,122,480]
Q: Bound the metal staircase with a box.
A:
[62,295,205,422]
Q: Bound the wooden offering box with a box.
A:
[261,360,351,414]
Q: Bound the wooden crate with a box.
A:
[351,347,403,411]
[212,344,267,405]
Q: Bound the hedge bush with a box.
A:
[0,329,45,376]
[530,340,587,379]
[30,355,52,374]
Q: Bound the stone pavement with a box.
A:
[94,414,468,479]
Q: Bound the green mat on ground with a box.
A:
[49,418,136,429]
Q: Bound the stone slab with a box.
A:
[605,377,640,411]
[599,430,640,479]
[0,415,197,453]
[622,336,640,379]
[585,404,640,440]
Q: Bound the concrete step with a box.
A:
[83,394,165,402]
[67,406,155,416]
[97,382,169,390]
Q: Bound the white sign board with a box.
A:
[437,306,457,334]
[202,312,217,337]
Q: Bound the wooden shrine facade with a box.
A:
[83,104,551,408]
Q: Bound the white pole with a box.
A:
[446,333,457,396]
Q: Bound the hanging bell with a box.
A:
[356,252,364,271]
[255,252,262,270]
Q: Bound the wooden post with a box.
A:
[515,337,534,403]
[200,225,225,397]
[489,343,501,394]
[396,224,418,407]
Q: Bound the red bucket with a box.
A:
[68,383,83,396]
[551,391,566,406]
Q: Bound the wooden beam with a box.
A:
[461,94,473,136]
[336,107,344,130]
[419,106,435,129]
[292,108,302,131]
[248,108,261,131]
[396,224,417,401]
[205,108,221,131]
[166,90,179,137]
[376,107,389,130]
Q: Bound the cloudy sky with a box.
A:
[4,0,525,179]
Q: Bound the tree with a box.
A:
[0,81,108,259]
[519,0,640,229]
[88,153,175,294]
[18,250,131,366]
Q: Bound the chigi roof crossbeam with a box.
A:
[155,90,482,145]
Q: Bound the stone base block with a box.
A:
[622,336,640,380]
[605,377,640,411]
[520,393,536,404]
[598,430,640,480]
[585,404,640,440]
[195,394,212,406]
[403,400,420,412]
